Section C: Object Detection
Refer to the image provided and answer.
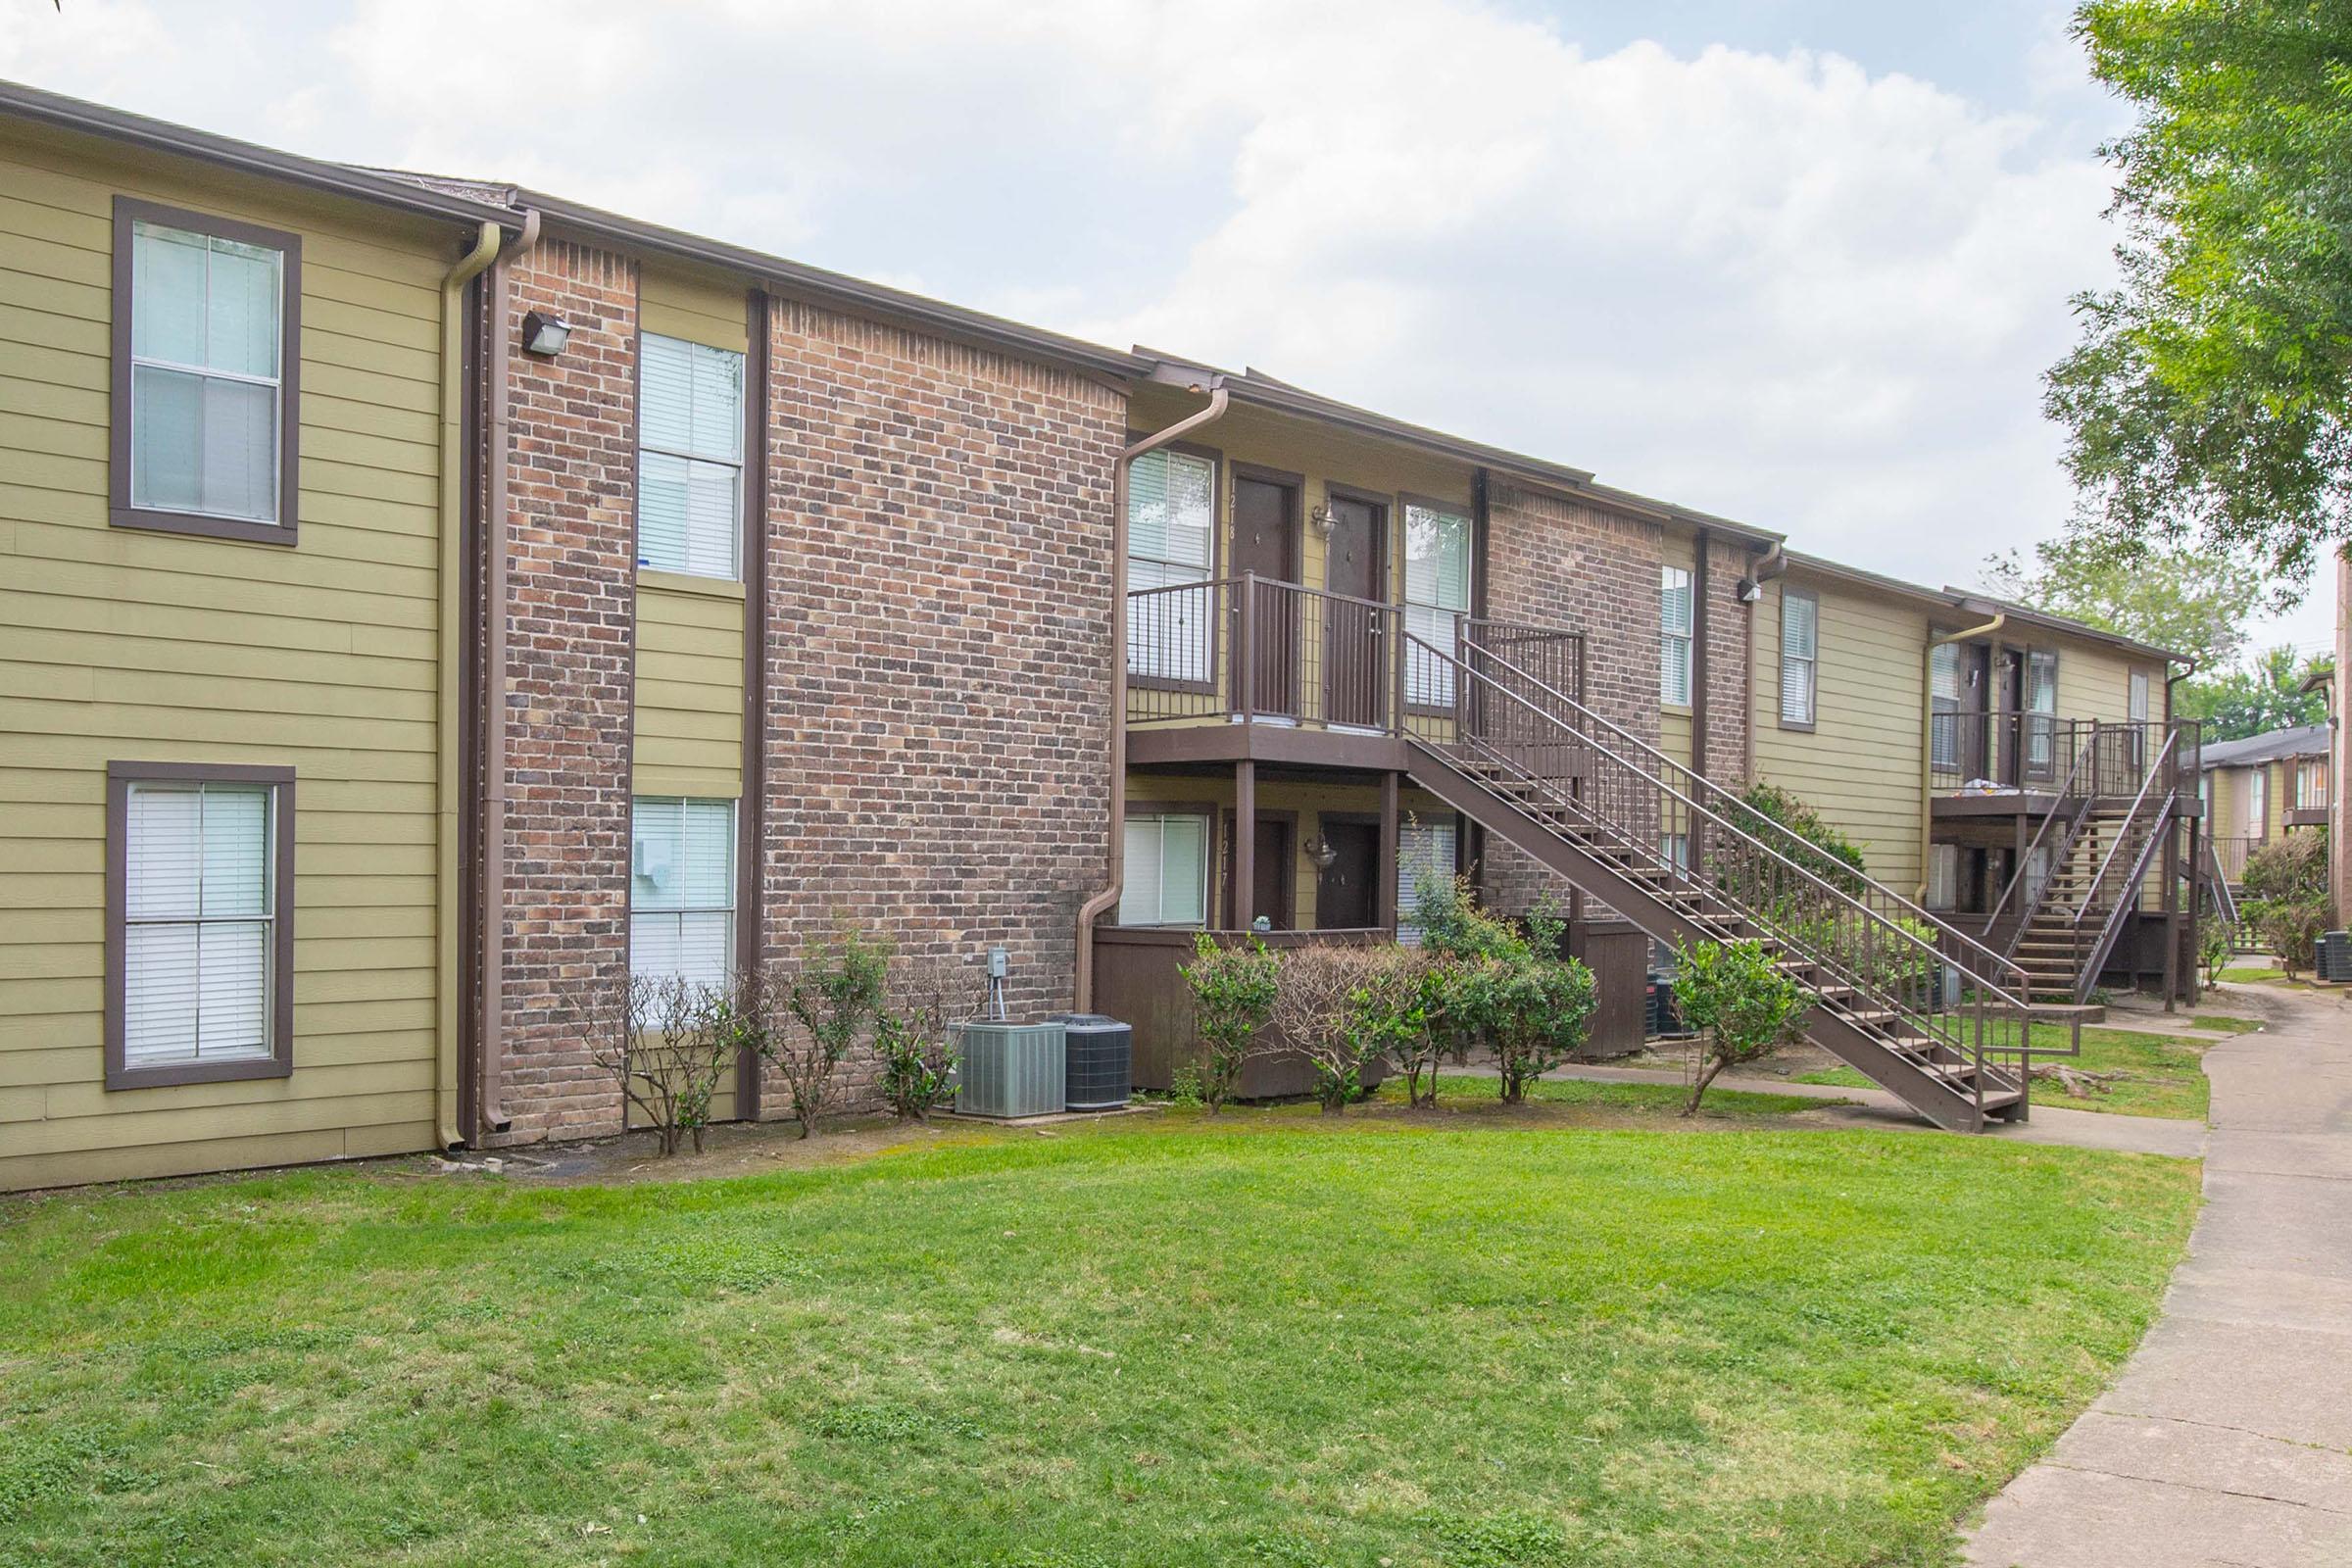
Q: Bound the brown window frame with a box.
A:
[109,196,304,547]
[1777,585,1818,733]
[1124,435,1224,698]
[106,760,298,1090]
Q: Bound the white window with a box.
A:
[121,780,278,1068]
[1779,588,1817,726]
[2129,668,2150,722]
[1659,565,1694,707]
[2298,758,2328,809]
[1119,813,1209,926]
[1126,448,1216,683]
[1396,817,1459,944]
[630,797,735,988]
[128,218,287,523]
[2246,768,2267,837]
[1927,843,1960,911]
[638,333,745,579]
[1404,503,1473,707]
[1929,642,1962,770]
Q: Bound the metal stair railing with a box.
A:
[2063,725,2185,1003]
[1984,725,2099,959]
[1409,631,2056,1117]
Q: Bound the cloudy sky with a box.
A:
[6,0,2333,660]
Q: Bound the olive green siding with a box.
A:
[634,577,746,799]
[0,125,457,1190]
[1749,571,1932,895]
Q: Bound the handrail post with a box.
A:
[1390,598,1406,736]
[1238,572,1256,726]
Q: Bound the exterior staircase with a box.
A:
[1989,723,2189,1004]
[1402,624,2074,1134]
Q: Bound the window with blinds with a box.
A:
[1659,565,1693,707]
[1405,504,1472,706]
[1127,448,1216,683]
[638,333,745,579]
[1396,817,1459,943]
[1929,641,1961,770]
[128,219,286,524]
[1119,813,1209,926]
[120,780,278,1070]
[2129,668,2150,722]
[1779,588,1817,726]
[1927,843,1960,910]
[630,797,735,988]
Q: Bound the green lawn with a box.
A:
[1796,1023,2215,1120]
[2216,964,2285,984]
[0,1116,2197,1568]
[2191,1014,2263,1035]
[1405,1073,1838,1117]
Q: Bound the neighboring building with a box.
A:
[2201,722,2334,893]
[3,82,2193,1188]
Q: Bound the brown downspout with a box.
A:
[1691,526,1711,777]
[436,219,502,1151]
[1920,609,2005,904]
[476,208,542,1136]
[1073,379,1230,1010]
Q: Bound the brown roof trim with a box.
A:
[519,190,1148,381]
[1777,548,2184,663]
[0,78,523,232]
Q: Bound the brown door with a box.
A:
[1224,813,1294,930]
[1314,820,1380,930]
[1322,495,1386,728]
[1232,475,1299,717]
[1994,650,2024,786]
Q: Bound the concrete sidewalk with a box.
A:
[1965,984,2352,1567]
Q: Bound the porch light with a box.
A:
[1301,836,1341,871]
[1308,503,1339,540]
[521,310,571,357]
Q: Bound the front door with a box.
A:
[1994,649,2024,786]
[1322,494,1387,728]
[1232,475,1299,717]
[1314,819,1380,930]
[1224,812,1295,931]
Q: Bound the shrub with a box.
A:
[2198,918,2231,988]
[1736,782,1869,894]
[1489,899,1597,1103]
[1414,870,1525,961]
[1271,944,1416,1113]
[593,969,762,1155]
[766,926,890,1139]
[2249,898,2331,980]
[1670,937,1809,1116]
[1181,933,1279,1113]
[2242,829,2329,905]
[875,956,981,1122]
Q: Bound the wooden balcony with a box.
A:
[1930,716,2200,816]
[1126,573,1584,770]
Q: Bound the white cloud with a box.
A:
[3,0,2154,613]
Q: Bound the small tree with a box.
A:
[1671,937,1808,1117]
[1408,870,1524,1107]
[1488,898,1597,1104]
[766,926,890,1139]
[2198,917,2232,989]
[1181,933,1279,1113]
[1272,944,1407,1113]
[875,955,980,1122]
[2241,831,2335,979]
[593,969,755,1155]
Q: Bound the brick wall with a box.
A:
[1697,528,1754,785]
[1477,483,1664,916]
[753,300,1124,1111]
[488,241,639,1144]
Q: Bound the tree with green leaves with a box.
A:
[1670,938,1808,1117]
[2046,0,2352,600]
[2176,646,2332,741]
[1980,535,2263,667]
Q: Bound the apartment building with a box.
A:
[1,82,2193,1187]
[2201,723,2333,891]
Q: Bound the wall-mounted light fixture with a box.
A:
[520,309,571,357]
[1300,835,1340,871]
[1736,575,1764,604]
[1308,503,1339,540]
